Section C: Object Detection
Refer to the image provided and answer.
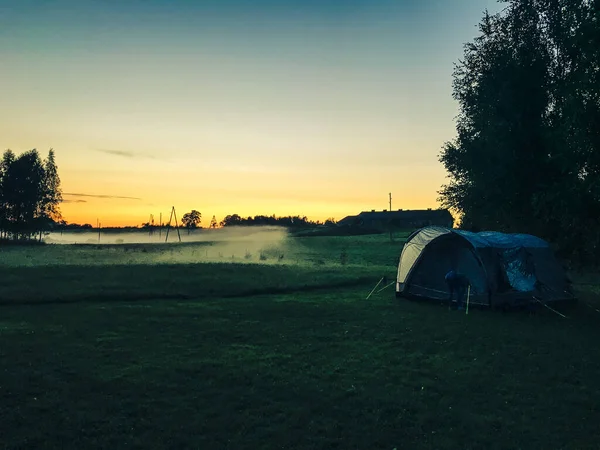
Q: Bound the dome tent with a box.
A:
[395,226,574,308]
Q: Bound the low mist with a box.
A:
[37,226,294,267]
[46,226,287,246]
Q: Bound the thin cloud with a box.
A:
[64,193,142,201]
[61,199,87,203]
[93,148,161,160]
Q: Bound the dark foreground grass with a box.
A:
[2,285,600,449]
[0,263,392,306]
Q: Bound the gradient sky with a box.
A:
[0,0,501,226]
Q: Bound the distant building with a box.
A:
[337,209,454,231]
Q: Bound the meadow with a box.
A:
[1,228,600,449]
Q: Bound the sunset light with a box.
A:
[1,0,500,226]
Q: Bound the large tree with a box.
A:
[0,149,16,239]
[2,149,46,239]
[181,210,201,233]
[40,149,63,225]
[0,148,63,241]
[219,214,242,227]
[439,0,600,263]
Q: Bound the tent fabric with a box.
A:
[396,226,449,284]
[396,226,573,307]
[452,229,549,249]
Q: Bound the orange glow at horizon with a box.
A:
[0,0,499,227]
[57,162,447,227]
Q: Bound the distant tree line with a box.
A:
[0,149,62,241]
[56,222,94,230]
[136,213,335,230]
[140,210,203,233]
[439,0,600,265]
[219,214,336,228]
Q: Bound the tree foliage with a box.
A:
[0,149,62,241]
[181,210,201,231]
[219,214,323,228]
[41,149,62,224]
[439,0,600,264]
[220,214,243,227]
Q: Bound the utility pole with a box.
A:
[159,212,162,239]
[388,193,393,242]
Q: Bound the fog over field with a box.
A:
[45,226,288,246]
[2,228,400,269]
[0,226,294,267]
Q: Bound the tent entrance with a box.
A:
[405,235,489,305]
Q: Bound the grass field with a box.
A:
[1,230,600,449]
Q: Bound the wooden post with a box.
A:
[389,193,393,242]
[165,206,181,243]
[173,207,182,242]
[165,207,174,243]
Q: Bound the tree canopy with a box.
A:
[181,210,202,231]
[219,214,323,228]
[0,148,62,241]
[439,0,600,264]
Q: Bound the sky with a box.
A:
[0,0,502,227]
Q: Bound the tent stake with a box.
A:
[366,277,384,299]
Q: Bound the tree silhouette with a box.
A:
[39,149,62,236]
[219,213,318,228]
[0,150,15,239]
[181,210,201,233]
[0,148,63,241]
[438,0,600,263]
[3,150,45,239]
[210,215,218,228]
[220,214,242,227]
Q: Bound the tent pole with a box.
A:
[466,284,471,315]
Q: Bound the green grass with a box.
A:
[1,232,600,449]
[0,232,408,269]
[0,263,387,305]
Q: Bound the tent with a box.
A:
[395,226,574,308]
